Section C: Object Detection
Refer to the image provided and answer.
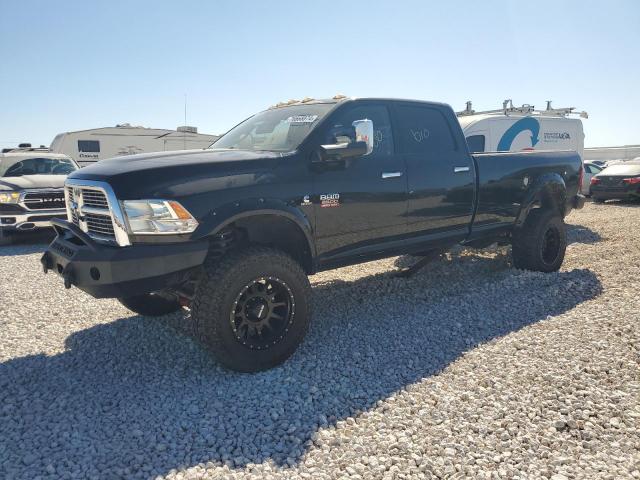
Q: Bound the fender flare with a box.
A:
[515,173,567,227]
[195,197,316,256]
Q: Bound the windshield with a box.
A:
[211,103,335,152]
[0,156,78,177]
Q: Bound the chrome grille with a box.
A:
[66,185,116,242]
[65,180,131,246]
[81,190,109,208]
[85,213,115,237]
[66,187,79,224]
[22,190,66,210]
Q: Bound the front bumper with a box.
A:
[0,209,67,231]
[41,219,209,298]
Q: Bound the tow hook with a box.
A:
[40,252,52,274]
[62,264,74,289]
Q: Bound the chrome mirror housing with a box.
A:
[352,119,374,155]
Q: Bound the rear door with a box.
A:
[393,102,475,236]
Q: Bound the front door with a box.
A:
[392,103,475,237]
[312,101,408,261]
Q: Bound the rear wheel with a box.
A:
[192,246,311,372]
[118,293,182,317]
[512,209,567,272]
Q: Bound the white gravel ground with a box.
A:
[0,202,639,480]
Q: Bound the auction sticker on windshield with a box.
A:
[286,115,318,123]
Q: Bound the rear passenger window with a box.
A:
[78,140,100,152]
[324,104,393,156]
[396,105,456,154]
[466,135,485,153]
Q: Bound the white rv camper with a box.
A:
[49,124,219,167]
[457,100,587,158]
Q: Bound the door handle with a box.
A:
[381,172,403,179]
[454,166,470,173]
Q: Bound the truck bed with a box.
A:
[471,150,582,232]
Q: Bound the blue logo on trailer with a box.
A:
[497,117,541,151]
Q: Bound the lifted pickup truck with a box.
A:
[42,97,585,372]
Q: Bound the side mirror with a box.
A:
[319,118,374,161]
[352,119,374,155]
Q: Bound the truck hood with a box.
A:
[68,148,290,199]
[0,175,67,191]
[71,149,283,176]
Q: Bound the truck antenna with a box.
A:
[184,94,187,150]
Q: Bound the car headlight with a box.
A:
[122,199,198,234]
[0,191,20,204]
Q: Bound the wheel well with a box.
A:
[222,215,314,274]
[539,183,567,216]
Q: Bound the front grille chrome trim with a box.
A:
[18,189,66,211]
[64,179,131,247]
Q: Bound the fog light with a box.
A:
[90,267,101,281]
[1,217,16,224]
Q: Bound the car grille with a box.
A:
[66,186,116,241]
[22,190,66,210]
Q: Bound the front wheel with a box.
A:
[512,209,567,272]
[118,293,182,316]
[192,246,311,372]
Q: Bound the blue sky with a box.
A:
[1,0,638,148]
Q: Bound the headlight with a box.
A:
[122,199,198,234]
[0,191,20,204]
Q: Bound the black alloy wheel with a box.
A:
[541,225,562,266]
[230,276,294,350]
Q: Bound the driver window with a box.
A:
[324,104,393,157]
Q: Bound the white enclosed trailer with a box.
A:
[457,100,587,159]
[583,145,640,164]
[50,124,219,167]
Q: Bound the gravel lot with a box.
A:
[1,202,638,480]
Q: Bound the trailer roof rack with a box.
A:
[457,99,588,119]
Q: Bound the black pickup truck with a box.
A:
[42,97,585,371]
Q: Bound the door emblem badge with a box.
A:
[301,195,312,206]
[320,193,340,208]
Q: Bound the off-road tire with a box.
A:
[512,209,567,272]
[118,293,182,316]
[0,228,14,246]
[192,246,311,372]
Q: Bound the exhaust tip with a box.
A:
[17,223,36,230]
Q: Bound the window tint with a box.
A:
[212,103,334,152]
[466,135,486,153]
[324,104,393,156]
[78,140,100,152]
[1,157,77,177]
[396,105,456,155]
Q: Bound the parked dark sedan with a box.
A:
[591,161,640,202]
